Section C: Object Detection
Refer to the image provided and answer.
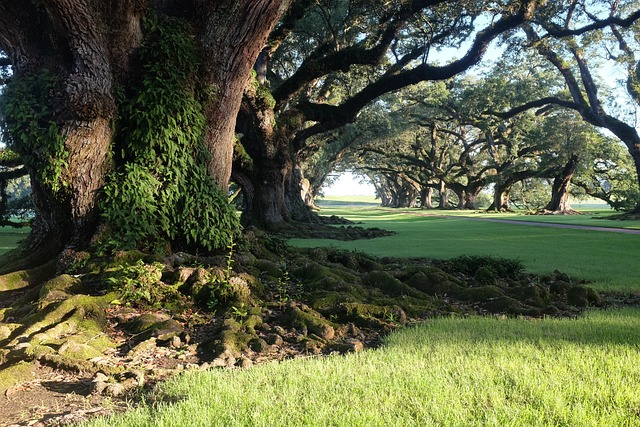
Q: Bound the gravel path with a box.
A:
[394,211,640,234]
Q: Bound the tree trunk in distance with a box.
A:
[438,180,449,209]
[421,186,434,209]
[542,154,579,214]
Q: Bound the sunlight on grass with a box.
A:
[80,309,640,427]
[292,202,640,292]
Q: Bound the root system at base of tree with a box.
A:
[0,227,633,425]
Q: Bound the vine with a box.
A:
[0,70,68,194]
[101,15,240,253]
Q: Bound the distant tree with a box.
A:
[495,1,640,212]
[234,0,541,225]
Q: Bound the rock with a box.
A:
[567,286,601,307]
[286,303,336,340]
[265,333,284,346]
[336,303,407,326]
[211,357,228,368]
[549,280,572,295]
[171,335,182,348]
[248,337,270,353]
[128,338,157,356]
[124,313,171,334]
[346,322,361,335]
[92,372,109,394]
[303,338,323,354]
[211,349,237,368]
[174,267,196,284]
[124,313,184,343]
[330,338,364,354]
[473,267,497,286]
[228,276,252,306]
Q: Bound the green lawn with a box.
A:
[80,309,640,427]
[0,226,29,255]
[75,198,640,427]
[292,199,640,292]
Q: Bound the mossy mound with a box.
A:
[265,221,394,241]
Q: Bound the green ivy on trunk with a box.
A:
[101,15,239,253]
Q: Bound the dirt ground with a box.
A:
[1,364,126,427]
[0,305,384,426]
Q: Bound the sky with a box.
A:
[321,171,376,196]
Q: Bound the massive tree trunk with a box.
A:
[421,186,434,209]
[0,1,289,269]
[543,154,579,214]
[250,155,291,225]
[0,1,131,269]
[200,1,289,189]
[490,182,512,212]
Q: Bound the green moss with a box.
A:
[363,271,422,298]
[0,261,56,292]
[458,285,505,301]
[250,71,277,111]
[336,303,407,326]
[219,328,253,357]
[0,361,35,393]
[242,314,263,334]
[286,304,337,340]
[406,271,464,296]
[311,292,361,311]
[567,286,602,307]
[21,294,111,337]
[255,259,283,278]
[510,285,551,307]
[39,274,82,304]
[473,267,497,286]
[482,296,527,315]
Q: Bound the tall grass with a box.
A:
[80,309,640,427]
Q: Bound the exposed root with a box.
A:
[534,208,582,215]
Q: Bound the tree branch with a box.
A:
[485,96,580,119]
[295,0,538,139]
[541,8,640,37]
[273,0,448,105]
[523,25,588,107]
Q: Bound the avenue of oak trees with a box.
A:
[0,0,639,270]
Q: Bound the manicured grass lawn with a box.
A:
[0,226,29,255]
[80,309,640,427]
[293,199,640,292]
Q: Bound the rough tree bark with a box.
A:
[438,180,449,209]
[0,0,290,270]
[421,186,434,209]
[199,0,290,189]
